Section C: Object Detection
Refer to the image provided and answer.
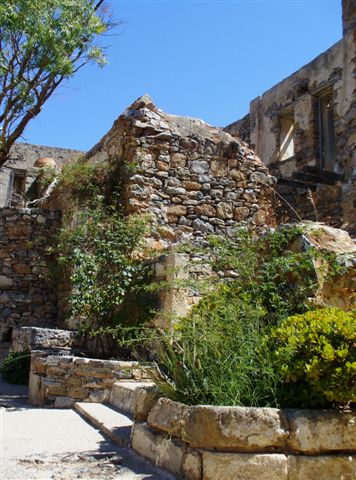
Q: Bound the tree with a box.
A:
[0,0,112,168]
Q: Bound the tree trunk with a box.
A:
[0,150,10,169]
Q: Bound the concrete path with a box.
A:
[0,379,175,480]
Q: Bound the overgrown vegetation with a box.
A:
[52,200,155,344]
[151,228,354,408]
[0,350,31,384]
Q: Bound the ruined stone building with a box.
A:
[0,142,82,207]
[226,0,356,235]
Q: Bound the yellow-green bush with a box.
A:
[272,307,356,408]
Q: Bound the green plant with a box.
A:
[152,291,282,407]
[54,201,154,337]
[150,228,351,407]
[56,160,109,199]
[187,227,319,325]
[272,307,356,408]
[0,350,31,384]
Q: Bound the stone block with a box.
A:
[88,389,110,403]
[28,372,45,406]
[68,387,89,400]
[182,406,288,451]
[202,452,288,480]
[131,422,185,477]
[286,410,356,454]
[288,455,355,480]
[147,398,191,438]
[54,396,76,408]
[46,383,67,396]
[182,450,202,480]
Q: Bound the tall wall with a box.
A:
[81,95,276,250]
[0,208,60,340]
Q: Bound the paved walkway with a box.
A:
[0,379,175,480]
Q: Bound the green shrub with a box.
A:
[54,201,155,343]
[272,307,356,408]
[0,350,31,385]
[181,227,319,326]
[152,288,283,407]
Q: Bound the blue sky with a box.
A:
[21,0,342,151]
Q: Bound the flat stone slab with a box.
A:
[75,402,133,447]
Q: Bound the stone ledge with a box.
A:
[286,409,356,454]
[146,398,356,455]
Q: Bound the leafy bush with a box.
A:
[272,307,356,408]
[55,201,152,331]
[0,350,31,385]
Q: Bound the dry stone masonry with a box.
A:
[84,95,276,249]
[131,396,356,480]
[0,208,60,340]
[29,353,151,408]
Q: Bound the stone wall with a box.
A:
[65,95,276,250]
[131,396,356,480]
[29,353,151,408]
[0,208,60,340]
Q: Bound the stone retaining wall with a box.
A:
[28,353,151,408]
[0,208,60,340]
[131,396,356,480]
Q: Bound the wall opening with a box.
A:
[279,112,295,161]
[316,90,336,171]
[10,169,27,206]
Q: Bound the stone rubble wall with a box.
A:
[0,208,60,340]
[130,396,356,480]
[28,353,152,408]
[81,95,276,250]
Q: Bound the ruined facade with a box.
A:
[82,95,275,249]
[0,142,82,208]
[226,0,356,235]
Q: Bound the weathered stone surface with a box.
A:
[182,450,202,480]
[131,422,185,477]
[182,406,288,451]
[54,396,76,408]
[286,410,356,454]
[12,326,79,353]
[288,455,355,480]
[202,452,288,480]
[148,397,191,438]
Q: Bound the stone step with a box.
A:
[109,381,157,421]
[75,402,133,447]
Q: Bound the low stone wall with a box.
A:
[131,397,356,480]
[29,354,151,408]
[0,208,60,340]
